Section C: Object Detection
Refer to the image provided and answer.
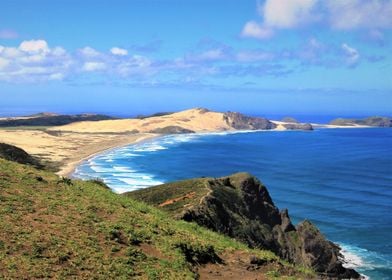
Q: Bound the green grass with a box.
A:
[0,159,314,279]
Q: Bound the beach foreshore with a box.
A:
[59,133,158,177]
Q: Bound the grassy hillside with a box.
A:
[0,158,314,279]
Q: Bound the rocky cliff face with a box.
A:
[223,112,277,130]
[128,173,360,279]
[182,174,359,279]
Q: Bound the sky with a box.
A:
[0,0,391,117]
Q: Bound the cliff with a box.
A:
[127,173,360,279]
[330,116,392,127]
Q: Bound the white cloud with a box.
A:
[0,39,72,82]
[263,0,319,28]
[0,57,10,69]
[79,46,100,57]
[342,43,360,65]
[19,40,49,53]
[82,62,106,72]
[241,0,392,41]
[327,0,392,29]
[241,21,274,39]
[110,47,128,56]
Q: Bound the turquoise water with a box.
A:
[74,128,392,279]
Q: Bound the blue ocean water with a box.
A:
[74,128,392,279]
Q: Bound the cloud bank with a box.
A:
[242,0,392,40]
[0,37,383,84]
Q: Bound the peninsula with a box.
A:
[0,108,313,176]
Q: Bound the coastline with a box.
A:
[58,133,159,177]
[58,124,374,178]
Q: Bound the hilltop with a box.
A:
[0,147,315,279]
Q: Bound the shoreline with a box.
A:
[57,133,159,177]
[62,124,376,178]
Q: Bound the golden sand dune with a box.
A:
[48,108,232,133]
[0,129,155,176]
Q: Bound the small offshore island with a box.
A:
[0,108,391,279]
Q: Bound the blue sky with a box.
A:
[0,0,391,117]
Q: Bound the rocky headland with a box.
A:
[127,173,360,279]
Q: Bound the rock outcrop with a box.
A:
[330,116,392,127]
[283,123,313,130]
[128,173,360,279]
[223,112,277,130]
[148,126,195,134]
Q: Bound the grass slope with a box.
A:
[0,159,314,279]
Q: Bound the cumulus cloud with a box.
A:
[241,0,392,40]
[19,40,49,53]
[241,21,274,39]
[327,0,392,30]
[263,0,319,28]
[110,47,128,56]
[79,46,100,57]
[0,39,72,82]
[82,62,106,72]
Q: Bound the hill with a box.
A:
[0,154,315,279]
[0,113,116,127]
[127,173,359,279]
[329,116,392,127]
[47,108,301,133]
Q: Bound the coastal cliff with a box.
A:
[127,173,360,279]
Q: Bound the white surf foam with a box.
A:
[338,243,392,279]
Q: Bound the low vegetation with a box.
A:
[0,156,314,279]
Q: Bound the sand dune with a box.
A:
[48,108,232,133]
[0,129,155,176]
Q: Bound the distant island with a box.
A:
[329,116,392,127]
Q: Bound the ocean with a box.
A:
[74,128,392,279]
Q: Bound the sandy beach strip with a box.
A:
[0,129,157,177]
[58,133,158,177]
